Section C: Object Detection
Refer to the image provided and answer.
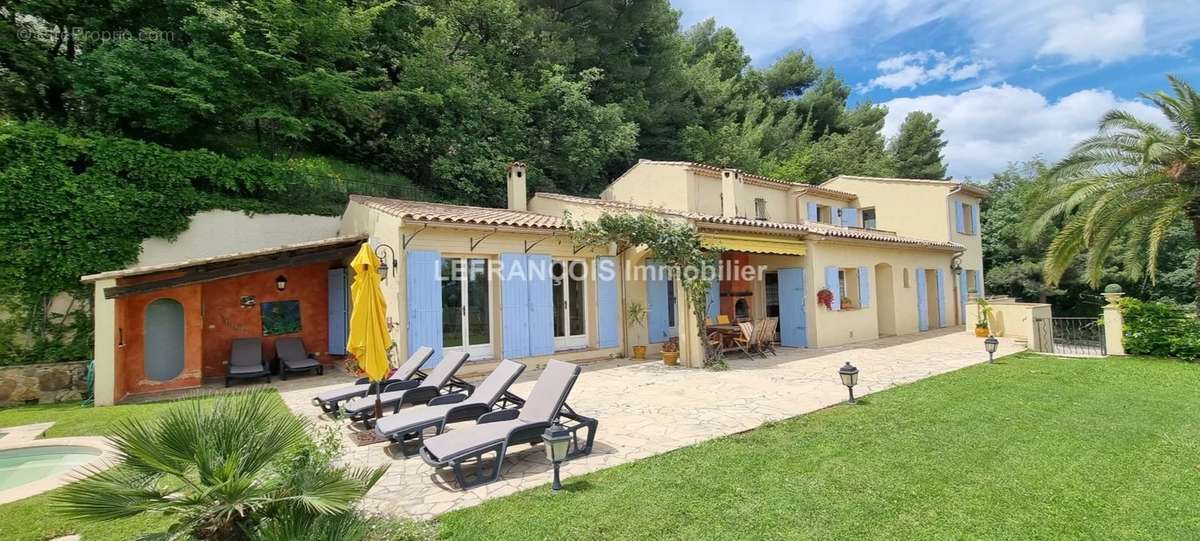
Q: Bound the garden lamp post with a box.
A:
[984,335,999,363]
[838,362,859,404]
[543,422,571,492]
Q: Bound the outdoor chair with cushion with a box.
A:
[717,314,732,325]
[225,338,270,387]
[374,359,527,457]
[343,351,474,424]
[275,337,324,379]
[759,317,779,356]
[311,346,433,415]
[733,321,765,359]
[419,359,597,489]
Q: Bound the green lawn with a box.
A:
[439,354,1200,540]
[0,393,286,541]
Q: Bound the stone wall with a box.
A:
[0,361,88,407]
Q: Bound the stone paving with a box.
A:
[276,328,1022,519]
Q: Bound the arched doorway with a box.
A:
[144,298,185,381]
[874,264,896,336]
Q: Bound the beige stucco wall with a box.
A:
[92,278,117,406]
[970,299,1051,345]
[137,210,341,267]
[600,162,691,212]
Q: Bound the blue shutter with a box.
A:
[500,253,530,359]
[526,255,555,356]
[806,202,818,221]
[327,268,348,355]
[935,268,947,328]
[916,268,929,331]
[646,262,670,343]
[959,270,969,324]
[954,201,965,234]
[857,266,870,308]
[595,257,619,348]
[406,250,444,365]
[707,276,721,321]
[778,267,807,347]
[975,270,985,299]
[841,208,858,227]
[972,203,981,234]
[824,266,841,311]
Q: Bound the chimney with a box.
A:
[506,161,527,211]
[721,168,742,218]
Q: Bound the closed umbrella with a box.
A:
[346,243,393,419]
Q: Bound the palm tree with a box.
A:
[53,391,386,541]
[1030,75,1200,308]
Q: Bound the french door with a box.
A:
[553,260,588,350]
[441,257,492,359]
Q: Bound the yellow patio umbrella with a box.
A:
[346,243,393,419]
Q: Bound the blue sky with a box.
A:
[671,0,1200,180]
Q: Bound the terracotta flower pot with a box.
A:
[632,345,647,360]
[975,326,990,337]
[662,352,679,366]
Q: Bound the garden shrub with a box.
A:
[1120,298,1200,361]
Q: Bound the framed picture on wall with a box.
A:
[261,300,302,336]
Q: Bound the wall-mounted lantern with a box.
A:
[275,275,288,291]
[375,243,398,282]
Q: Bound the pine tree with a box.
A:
[889,111,948,179]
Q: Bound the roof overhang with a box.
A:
[700,232,806,256]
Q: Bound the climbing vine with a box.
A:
[0,121,345,365]
[569,213,726,369]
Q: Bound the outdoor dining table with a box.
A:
[706,324,744,353]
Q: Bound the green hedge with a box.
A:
[1120,298,1200,361]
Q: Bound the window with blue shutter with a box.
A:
[708,276,720,321]
[975,270,985,299]
[959,271,969,324]
[526,254,556,355]
[857,266,870,308]
[935,268,947,328]
[831,209,843,226]
[954,201,965,234]
[824,266,841,311]
[327,268,348,355]
[646,262,670,343]
[916,268,929,331]
[406,250,444,364]
[841,208,858,227]
[596,257,619,348]
[807,202,819,221]
[500,253,530,358]
[778,267,807,347]
[972,203,981,235]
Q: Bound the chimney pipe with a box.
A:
[721,168,742,218]
[506,162,528,211]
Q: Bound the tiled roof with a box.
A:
[824,175,990,198]
[534,193,963,250]
[631,160,857,199]
[351,195,566,229]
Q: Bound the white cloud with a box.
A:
[1039,3,1146,64]
[881,85,1168,180]
[865,50,984,91]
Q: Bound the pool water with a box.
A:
[0,446,100,491]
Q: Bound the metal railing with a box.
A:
[1033,317,1106,356]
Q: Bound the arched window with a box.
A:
[144,298,185,381]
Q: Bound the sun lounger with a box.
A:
[373,359,527,456]
[419,359,598,489]
[225,338,270,387]
[275,337,324,379]
[310,346,433,415]
[342,351,473,423]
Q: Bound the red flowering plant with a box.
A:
[817,289,834,310]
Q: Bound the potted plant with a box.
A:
[661,337,680,366]
[975,297,993,337]
[626,302,649,360]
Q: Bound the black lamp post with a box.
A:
[838,362,859,404]
[543,422,571,492]
[984,335,999,363]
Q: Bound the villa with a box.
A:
[81,160,987,405]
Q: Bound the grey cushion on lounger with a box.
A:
[277,337,321,370]
[313,346,432,404]
[421,359,579,460]
[373,359,525,437]
[342,352,469,414]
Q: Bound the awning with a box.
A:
[700,233,806,256]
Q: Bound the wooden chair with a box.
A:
[733,321,765,359]
[758,317,779,356]
[717,314,732,325]
[707,331,724,356]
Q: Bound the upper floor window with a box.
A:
[960,202,976,235]
[754,198,768,220]
[862,208,877,229]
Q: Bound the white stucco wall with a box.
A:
[136,210,341,266]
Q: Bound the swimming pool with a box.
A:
[0,446,101,491]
